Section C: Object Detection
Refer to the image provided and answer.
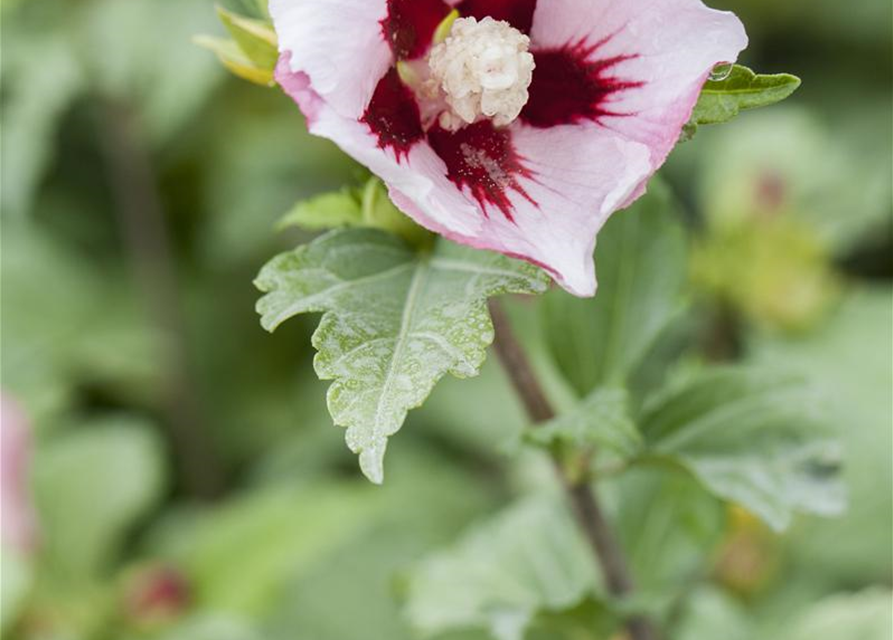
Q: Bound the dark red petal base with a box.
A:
[427,121,536,222]
[521,37,643,128]
[361,68,425,160]
[382,0,451,59]
[456,0,537,34]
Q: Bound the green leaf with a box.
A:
[404,497,600,640]
[358,178,434,247]
[684,65,801,138]
[277,190,364,231]
[542,178,687,396]
[277,179,433,246]
[638,367,845,531]
[749,287,893,581]
[215,5,278,69]
[156,614,266,640]
[610,468,725,597]
[32,418,167,579]
[0,38,83,220]
[526,598,618,640]
[1,546,32,633]
[255,229,548,483]
[527,387,642,460]
[195,6,277,85]
[673,587,751,640]
[193,35,274,86]
[161,483,382,616]
[253,0,271,19]
[781,589,892,640]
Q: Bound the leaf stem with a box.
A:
[489,300,660,640]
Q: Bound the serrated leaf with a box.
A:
[542,178,687,396]
[404,497,600,640]
[638,367,845,531]
[527,387,641,459]
[684,65,801,138]
[193,35,274,86]
[255,229,548,483]
[215,5,278,69]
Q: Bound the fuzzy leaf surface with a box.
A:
[255,229,548,482]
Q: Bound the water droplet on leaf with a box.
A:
[709,63,734,81]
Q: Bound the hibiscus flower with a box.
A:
[270,0,747,296]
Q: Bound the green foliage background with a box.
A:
[1,0,890,638]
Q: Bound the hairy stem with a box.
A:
[489,300,659,640]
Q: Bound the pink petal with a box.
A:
[1,394,38,554]
[270,0,395,119]
[276,62,485,238]
[418,122,653,296]
[529,0,748,162]
[274,0,747,297]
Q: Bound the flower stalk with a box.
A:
[488,300,660,640]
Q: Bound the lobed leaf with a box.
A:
[255,229,548,483]
[638,367,845,531]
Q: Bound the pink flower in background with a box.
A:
[1,395,38,554]
[271,0,747,295]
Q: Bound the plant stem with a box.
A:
[99,99,225,500]
[489,300,659,640]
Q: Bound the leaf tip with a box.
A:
[359,450,385,485]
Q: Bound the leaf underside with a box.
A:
[255,228,548,483]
